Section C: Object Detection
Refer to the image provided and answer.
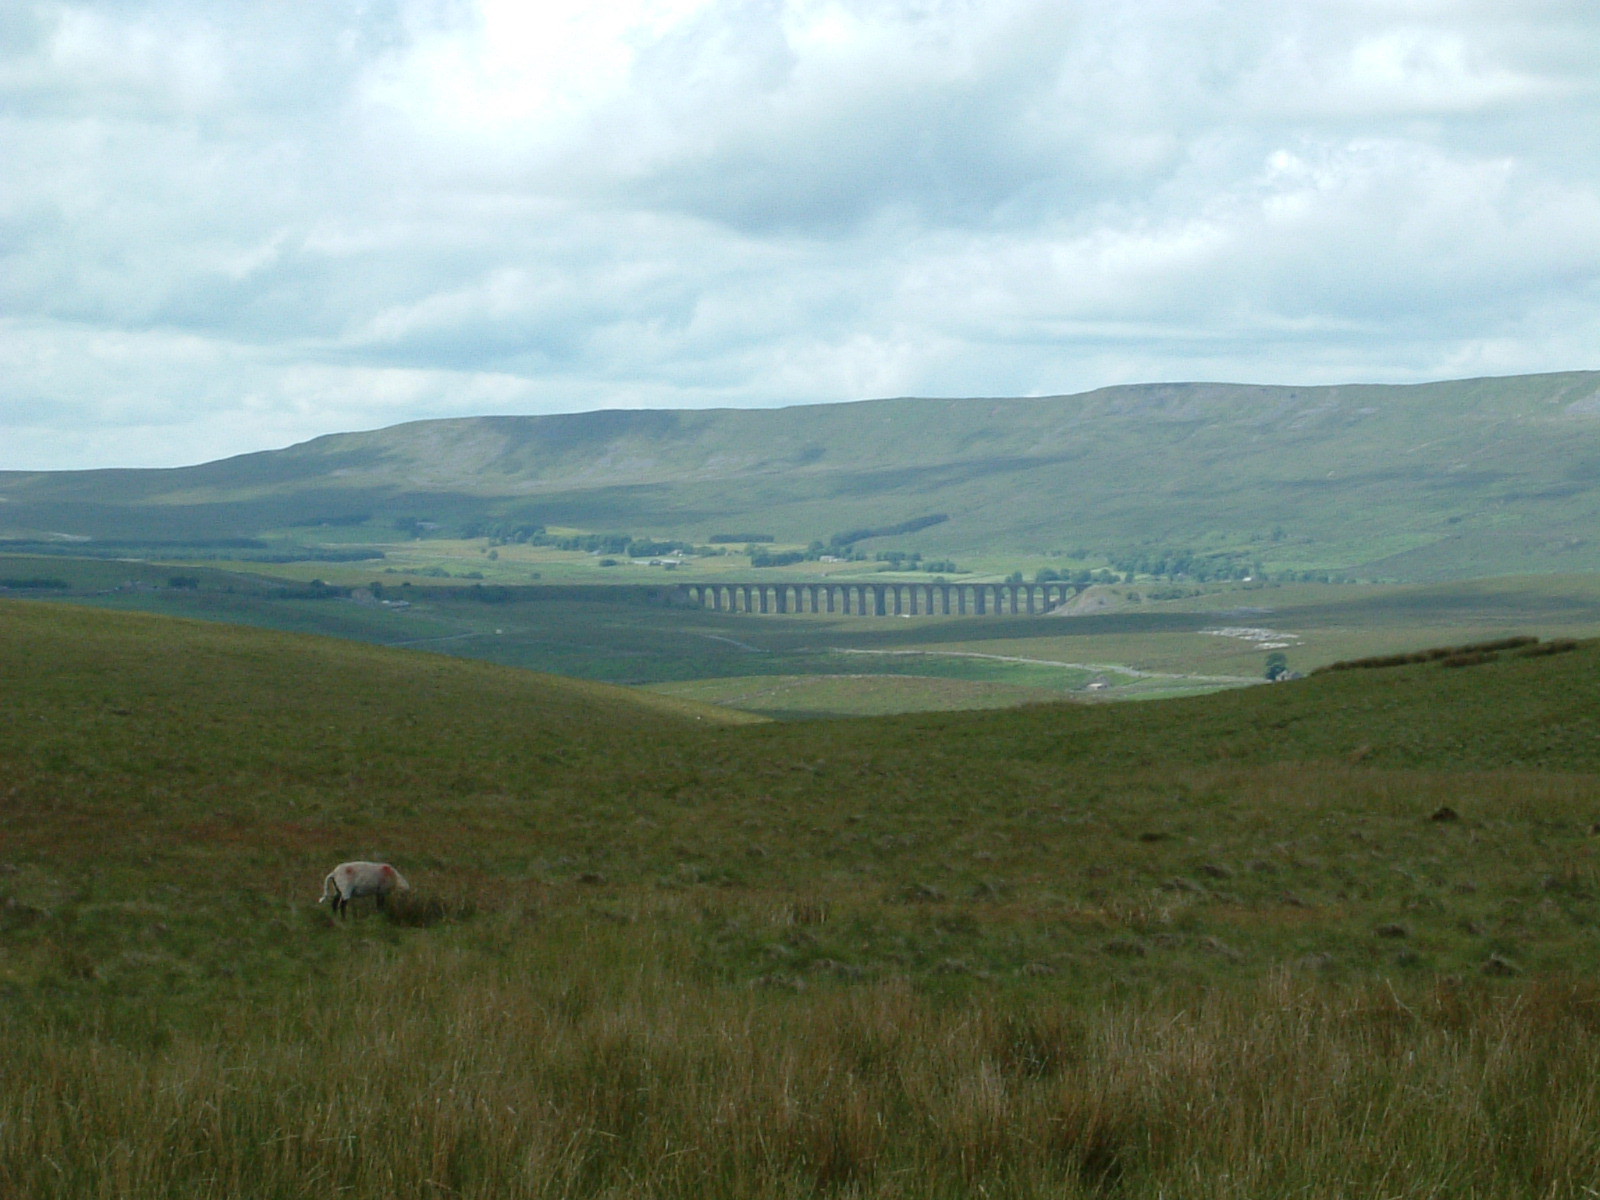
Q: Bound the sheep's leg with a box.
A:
[375,891,387,911]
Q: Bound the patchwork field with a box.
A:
[10,551,1600,718]
[5,598,1600,1196]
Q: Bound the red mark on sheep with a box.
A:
[319,861,411,917]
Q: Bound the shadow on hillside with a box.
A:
[770,611,1217,650]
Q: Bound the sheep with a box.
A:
[320,861,410,917]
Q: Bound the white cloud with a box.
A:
[2,0,1599,467]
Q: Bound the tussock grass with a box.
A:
[9,938,1600,1198]
[7,601,1600,1195]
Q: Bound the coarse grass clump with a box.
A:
[8,939,1600,1199]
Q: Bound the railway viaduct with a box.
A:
[674,580,1081,616]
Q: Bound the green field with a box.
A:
[646,673,1071,719]
[6,599,1600,1195]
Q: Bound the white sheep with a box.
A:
[319,861,411,916]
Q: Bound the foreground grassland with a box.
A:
[5,600,1600,1196]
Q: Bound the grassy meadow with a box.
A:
[6,598,1600,1196]
[643,671,1074,719]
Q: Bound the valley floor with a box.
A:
[10,550,1600,717]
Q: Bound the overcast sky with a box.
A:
[4,0,1599,469]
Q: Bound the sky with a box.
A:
[3,0,1600,470]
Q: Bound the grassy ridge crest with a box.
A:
[5,369,1600,576]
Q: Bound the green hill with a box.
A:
[4,369,1600,579]
[5,597,1598,950]
[6,599,1600,1196]
[783,637,1600,774]
[0,599,760,827]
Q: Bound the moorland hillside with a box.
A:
[6,600,1600,1197]
[4,369,1600,579]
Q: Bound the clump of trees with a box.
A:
[1103,549,1262,583]
[749,549,806,567]
[269,579,347,599]
[750,540,961,572]
[873,550,960,573]
[1279,571,1358,583]
[1061,545,1361,586]
[1034,567,1121,585]
[458,522,711,558]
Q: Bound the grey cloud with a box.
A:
[3,0,1600,468]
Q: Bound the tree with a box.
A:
[1265,652,1289,681]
